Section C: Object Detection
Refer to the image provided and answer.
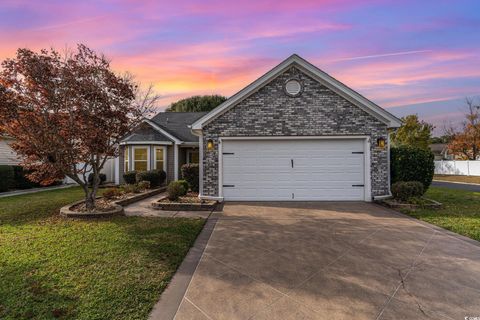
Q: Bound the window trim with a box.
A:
[154,146,167,171]
[132,146,150,171]
[124,147,130,172]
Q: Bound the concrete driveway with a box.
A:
[174,202,480,319]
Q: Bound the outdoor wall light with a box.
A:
[206,139,214,151]
[377,137,386,149]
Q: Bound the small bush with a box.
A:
[0,165,14,192]
[122,184,142,194]
[123,171,137,184]
[177,180,189,195]
[136,170,166,188]
[12,166,41,189]
[88,173,107,186]
[137,180,151,191]
[103,188,123,200]
[391,146,434,191]
[181,164,199,192]
[167,181,186,201]
[391,181,424,201]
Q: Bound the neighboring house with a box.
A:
[119,54,402,201]
[429,143,453,160]
[0,135,20,166]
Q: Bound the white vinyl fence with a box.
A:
[435,160,480,176]
[63,157,118,184]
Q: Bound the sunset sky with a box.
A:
[1,0,479,134]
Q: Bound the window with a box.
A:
[133,147,148,171]
[154,147,166,171]
[124,147,129,172]
[187,150,199,164]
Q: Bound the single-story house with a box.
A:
[429,143,453,160]
[0,135,20,166]
[118,54,401,202]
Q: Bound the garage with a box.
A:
[220,138,369,201]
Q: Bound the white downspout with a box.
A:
[174,143,179,180]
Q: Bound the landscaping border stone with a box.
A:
[152,196,217,211]
[377,197,442,210]
[60,199,124,218]
[61,187,166,218]
[115,187,166,206]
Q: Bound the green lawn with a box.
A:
[404,186,480,241]
[0,187,205,320]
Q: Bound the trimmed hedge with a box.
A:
[391,146,434,191]
[391,181,424,201]
[136,170,166,188]
[0,165,14,192]
[181,164,199,193]
[12,166,41,189]
[123,171,137,184]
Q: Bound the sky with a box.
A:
[1,0,479,135]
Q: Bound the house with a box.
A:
[118,112,207,182]
[429,143,453,160]
[118,54,401,201]
[0,135,20,166]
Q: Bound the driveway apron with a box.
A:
[174,202,480,320]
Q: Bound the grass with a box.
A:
[434,174,480,184]
[0,187,205,320]
[403,186,480,241]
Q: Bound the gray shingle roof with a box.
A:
[123,124,172,143]
[150,112,207,142]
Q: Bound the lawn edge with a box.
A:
[372,203,480,248]
[148,214,219,320]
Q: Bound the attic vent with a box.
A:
[284,79,302,97]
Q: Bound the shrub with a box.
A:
[391,146,434,191]
[391,181,424,201]
[181,164,199,192]
[103,188,123,200]
[177,180,189,195]
[88,173,107,186]
[121,184,142,194]
[137,180,151,191]
[167,181,186,201]
[0,165,14,192]
[123,171,137,184]
[12,166,41,189]
[136,169,166,188]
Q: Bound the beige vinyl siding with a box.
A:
[0,138,20,165]
[166,145,174,182]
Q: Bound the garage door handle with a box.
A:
[352,184,364,187]
[291,159,294,168]
[223,185,235,188]
[352,151,364,154]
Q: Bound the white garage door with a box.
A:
[221,139,366,201]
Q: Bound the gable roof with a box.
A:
[151,112,208,142]
[120,112,207,144]
[191,54,402,130]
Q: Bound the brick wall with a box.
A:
[201,66,389,198]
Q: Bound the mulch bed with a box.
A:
[153,192,217,211]
[378,197,442,210]
[70,198,117,212]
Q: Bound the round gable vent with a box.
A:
[284,79,302,97]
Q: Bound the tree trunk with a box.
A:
[85,169,101,212]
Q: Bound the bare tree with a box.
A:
[445,97,480,160]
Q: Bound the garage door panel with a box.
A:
[222,139,366,201]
